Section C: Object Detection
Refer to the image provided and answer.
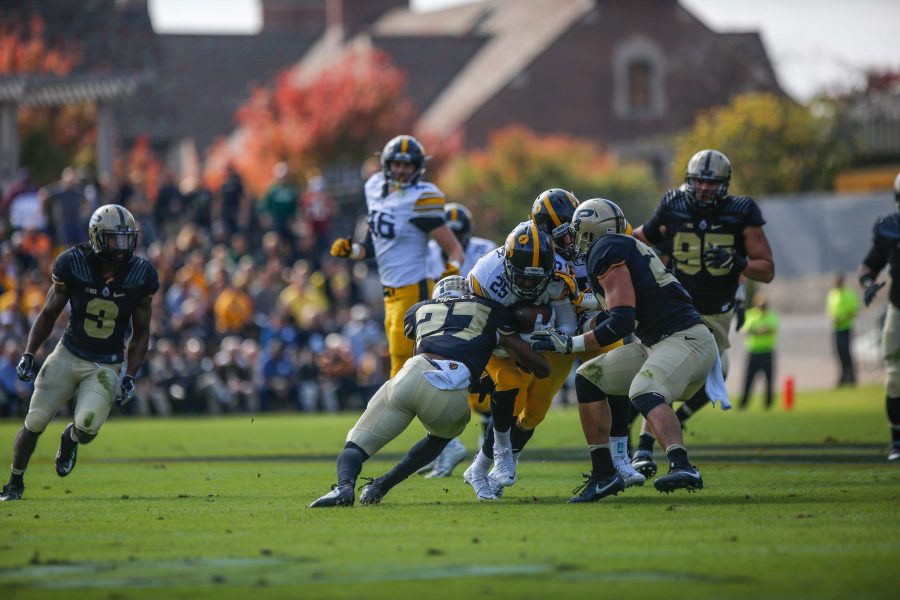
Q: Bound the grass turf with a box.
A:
[0,384,898,599]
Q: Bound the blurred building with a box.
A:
[5,0,785,180]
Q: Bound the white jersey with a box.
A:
[467,247,578,335]
[426,236,496,280]
[364,172,446,287]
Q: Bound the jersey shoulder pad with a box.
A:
[122,256,160,295]
[722,195,765,226]
[874,214,900,240]
[587,235,630,277]
[52,246,92,285]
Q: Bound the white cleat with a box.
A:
[614,455,646,487]
[426,438,468,478]
[463,463,498,500]
[490,440,517,488]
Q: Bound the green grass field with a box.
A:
[1,385,898,599]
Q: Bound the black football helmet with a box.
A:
[88,204,139,265]
[444,202,473,249]
[684,149,732,210]
[380,134,427,189]
[503,223,555,301]
[531,188,580,260]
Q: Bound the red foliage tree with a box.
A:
[205,48,415,194]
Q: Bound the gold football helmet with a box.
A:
[88,204,139,265]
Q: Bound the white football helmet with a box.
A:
[571,198,628,255]
[433,275,470,300]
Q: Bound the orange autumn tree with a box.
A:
[0,14,93,185]
[205,48,413,194]
[126,135,163,200]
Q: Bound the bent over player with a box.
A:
[309,276,549,507]
[532,199,718,502]
[1,204,158,501]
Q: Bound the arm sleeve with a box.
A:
[862,227,889,274]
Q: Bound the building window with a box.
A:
[613,37,666,119]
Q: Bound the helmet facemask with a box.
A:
[89,204,139,266]
[684,149,732,211]
[503,225,554,301]
[572,198,627,256]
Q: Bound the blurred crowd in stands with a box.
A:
[0,163,392,417]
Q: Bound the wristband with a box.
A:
[571,335,586,354]
[350,243,365,260]
[860,274,875,289]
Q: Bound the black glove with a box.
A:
[734,299,746,331]
[703,246,748,273]
[16,353,36,382]
[116,375,136,407]
[863,280,885,307]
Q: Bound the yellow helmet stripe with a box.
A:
[529,222,540,267]
[400,136,409,153]
[450,207,458,222]
[541,193,562,227]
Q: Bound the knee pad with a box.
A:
[631,392,667,417]
[575,374,607,404]
[72,427,97,445]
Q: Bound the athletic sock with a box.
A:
[637,432,656,454]
[588,444,615,477]
[665,444,691,469]
[380,435,449,490]
[472,449,492,472]
[676,389,711,425]
[336,442,369,488]
[510,423,534,455]
[888,396,900,444]
[610,436,629,462]
[9,471,24,488]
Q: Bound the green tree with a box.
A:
[672,93,847,195]
[436,126,658,242]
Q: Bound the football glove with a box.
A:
[703,246,748,273]
[530,329,574,354]
[330,237,353,258]
[116,375,136,407]
[532,309,555,333]
[734,299,746,331]
[863,280,885,307]
[16,353,36,382]
[439,260,462,280]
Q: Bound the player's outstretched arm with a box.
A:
[23,282,69,356]
[125,296,153,378]
[430,224,465,270]
[500,333,550,378]
[742,226,775,283]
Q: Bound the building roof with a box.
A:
[0,74,146,107]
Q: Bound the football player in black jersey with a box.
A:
[309,276,549,507]
[858,171,900,461]
[531,199,719,501]
[630,149,775,476]
[0,204,158,502]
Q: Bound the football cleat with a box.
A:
[55,423,78,478]
[489,439,517,488]
[654,465,703,493]
[308,483,354,508]
[568,473,625,504]
[0,482,24,502]
[463,464,498,501]
[613,455,646,487]
[631,450,658,479]
[359,478,387,505]
[888,444,900,462]
[425,438,468,478]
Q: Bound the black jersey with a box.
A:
[585,234,701,346]
[642,189,765,315]
[404,295,514,386]
[862,213,900,308]
[52,246,159,363]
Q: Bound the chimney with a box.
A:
[326,0,408,39]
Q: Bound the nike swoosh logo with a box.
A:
[113,293,126,298]
[709,224,724,230]
[684,336,697,340]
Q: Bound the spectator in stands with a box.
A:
[826,273,859,387]
[155,169,184,238]
[219,163,248,236]
[260,162,298,243]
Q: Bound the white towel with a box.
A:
[705,353,731,411]
[423,359,471,391]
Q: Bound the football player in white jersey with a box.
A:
[461,223,578,499]
[421,203,498,478]
[331,135,465,377]
[530,189,645,487]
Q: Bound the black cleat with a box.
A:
[308,483,354,508]
[889,444,900,462]
[631,450,658,479]
[568,472,626,504]
[654,465,703,493]
[55,423,78,478]
[0,482,24,501]
[359,477,387,505]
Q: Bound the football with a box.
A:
[510,301,553,333]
